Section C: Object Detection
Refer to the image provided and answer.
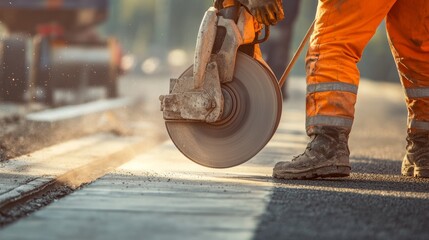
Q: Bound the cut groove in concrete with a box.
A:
[26,98,135,123]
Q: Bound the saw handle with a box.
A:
[252,25,270,44]
[218,4,240,22]
[217,2,270,45]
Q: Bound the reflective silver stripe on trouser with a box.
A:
[307,115,354,129]
[307,82,358,94]
[306,82,357,129]
[409,119,429,130]
[405,88,429,130]
[405,87,429,98]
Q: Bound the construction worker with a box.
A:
[219,0,428,179]
[270,0,429,179]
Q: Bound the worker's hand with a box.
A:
[238,0,284,26]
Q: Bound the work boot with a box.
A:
[273,126,351,179]
[402,131,429,178]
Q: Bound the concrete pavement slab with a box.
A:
[0,107,306,239]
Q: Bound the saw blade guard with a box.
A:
[166,52,282,168]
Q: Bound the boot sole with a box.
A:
[401,166,414,177]
[414,168,429,178]
[273,165,351,180]
[401,166,429,178]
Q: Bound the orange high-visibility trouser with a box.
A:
[306,0,429,133]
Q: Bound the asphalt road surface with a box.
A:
[1,76,428,240]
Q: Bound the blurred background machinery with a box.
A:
[0,0,123,105]
[0,0,399,104]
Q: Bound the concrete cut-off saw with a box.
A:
[160,1,313,168]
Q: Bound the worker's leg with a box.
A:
[273,0,397,179]
[386,0,429,178]
[305,0,397,132]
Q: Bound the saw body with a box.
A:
[160,3,282,168]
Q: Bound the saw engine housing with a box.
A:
[160,6,260,123]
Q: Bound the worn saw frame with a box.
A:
[160,4,266,123]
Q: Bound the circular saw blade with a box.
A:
[166,52,282,168]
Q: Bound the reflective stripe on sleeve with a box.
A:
[409,119,429,130]
[405,88,429,98]
[306,115,353,129]
[307,82,358,94]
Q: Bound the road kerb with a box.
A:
[0,131,164,226]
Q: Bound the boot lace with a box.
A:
[291,135,316,161]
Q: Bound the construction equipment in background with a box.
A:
[0,0,123,105]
